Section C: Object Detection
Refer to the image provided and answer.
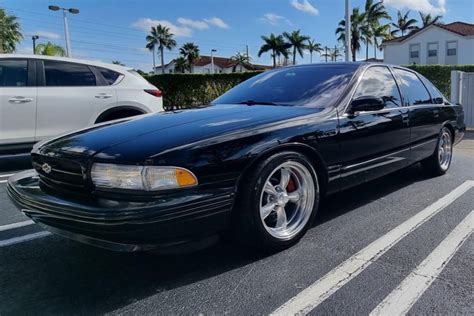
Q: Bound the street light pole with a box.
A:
[32,35,39,54]
[345,0,351,62]
[211,49,217,74]
[48,5,79,57]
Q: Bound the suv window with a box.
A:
[44,60,96,86]
[0,59,28,87]
[353,66,402,108]
[97,67,121,85]
[394,69,431,105]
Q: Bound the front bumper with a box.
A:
[7,170,235,251]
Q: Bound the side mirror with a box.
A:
[349,96,385,113]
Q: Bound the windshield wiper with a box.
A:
[237,100,278,106]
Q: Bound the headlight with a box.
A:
[91,163,198,191]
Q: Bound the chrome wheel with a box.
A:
[259,161,316,240]
[438,130,452,171]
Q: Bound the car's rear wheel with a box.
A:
[233,151,319,251]
[421,127,453,175]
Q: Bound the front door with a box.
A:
[0,59,37,148]
[336,66,410,190]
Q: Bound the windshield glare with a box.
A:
[212,65,357,107]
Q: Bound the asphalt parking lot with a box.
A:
[0,135,473,315]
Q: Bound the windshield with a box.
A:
[212,65,358,107]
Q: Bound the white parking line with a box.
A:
[272,180,474,316]
[0,220,35,232]
[0,231,51,247]
[0,180,7,184]
[0,173,14,178]
[370,210,474,316]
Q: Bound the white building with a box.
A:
[382,21,474,65]
[154,55,271,74]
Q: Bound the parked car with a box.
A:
[7,63,465,252]
[0,54,163,155]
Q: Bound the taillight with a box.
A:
[144,89,162,97]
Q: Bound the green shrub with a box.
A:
[406,65,474,99]
[146,72,263,111]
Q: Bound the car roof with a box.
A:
[0,54,134,73]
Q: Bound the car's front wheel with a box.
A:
[421,127,453,175]
[233,151,319,251]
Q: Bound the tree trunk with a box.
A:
[366,39,369,61]
[160,46,165,74]
[373,36,377,59]
[310,52,313,63]
[293,47,296,65]
[152,45,156,74]
[272,50,276,68]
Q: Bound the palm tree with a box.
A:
[174,57,189,73]
[321,47,343,62]
[35,42,66,56]
[0,8,23,53]
[283,30,310,65]
[391,10,418,37]
[146,24,177,74]
[258,33,291,68]
[364,0,390,60]
[306,39,323,63]
[372,23,391,59]
[112,60,125,66]
[230,52,251,72]
[419,11,442,27]
[179,42,200,73]
[336,8,368,61]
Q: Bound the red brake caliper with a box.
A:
[286,176,296,192]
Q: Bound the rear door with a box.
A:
[35,60,116,141]
[337,66,410,188]
[393,68,439,163]
[0,58,37,147]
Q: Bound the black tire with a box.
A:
[232,151,320,252]
[421,127,453,176]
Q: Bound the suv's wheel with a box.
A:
[233,151,319,251]
[421,127,453,175]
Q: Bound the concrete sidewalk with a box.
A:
[455,130,474,155]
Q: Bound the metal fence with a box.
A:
[451,71,474,128]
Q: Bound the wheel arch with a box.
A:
[95,106,147,124]
[442,121,455,142]
[236,143,329,198]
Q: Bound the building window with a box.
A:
[409,44,420,58]
[447,41,457,56]
[427,43,438,57]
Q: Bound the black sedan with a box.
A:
[7,63,465,252]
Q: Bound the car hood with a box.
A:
[37,104,322,161]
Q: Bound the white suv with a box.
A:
[0,54,163,154]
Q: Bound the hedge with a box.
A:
[146,72,263,111]
[146,65,474,110]
[406,65,474,99]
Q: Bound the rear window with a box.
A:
[212,65,358,108]
[0,59,27,87]
[98,67,121,85]
[44,60,96,86]
[419,75,446,104]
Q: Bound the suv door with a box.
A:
[0,59,37,147]
[393,68,439,163]
[35,60,116,141]
[337,66,410,189]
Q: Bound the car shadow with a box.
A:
[0,164,433,314]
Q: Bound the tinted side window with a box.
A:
[419,75,445,104]
[394,69,431,105]
[353,66,402,108]
[44,61,96,86]
[98,67,121,85]
[0,59,28,87]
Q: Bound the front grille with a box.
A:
[31,153,88,190]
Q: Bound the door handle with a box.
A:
[95,93,113,99]
[9,96,33,104]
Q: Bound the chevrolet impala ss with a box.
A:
[7,63,465,252]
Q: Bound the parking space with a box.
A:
[0,139,472,314]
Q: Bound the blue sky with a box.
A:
[2,0,473,71]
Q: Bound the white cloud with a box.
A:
[177,17,209,30]
[290,0,319,16]
[35,30,61,39]
[384,0,446,15]
[260,13,292,26]
[204,17,230,29]
[132,18,193,37]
